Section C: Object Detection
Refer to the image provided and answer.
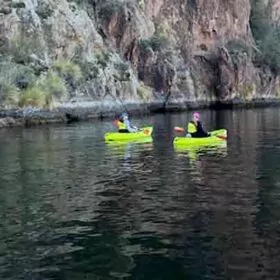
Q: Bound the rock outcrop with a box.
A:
[0,0,280,125]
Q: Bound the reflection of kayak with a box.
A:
[173,129,227,147]
[105,137,153,161]
[174,141,227,156]
[106,141,154,158]
[174,142,228,163]
[105,137,153,145]
[104,126,153,142]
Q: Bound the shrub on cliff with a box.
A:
[139,26,170,54]
[77,60,99,81]
[0,62,36,89]
[19,86,45,108]
[96,0,123,22]
[52,60,82,88]
[73,50,112,82]
[226,39,250,57]
[137,83,151,101]
[0,60,84,108]
[0,84,20,107]
[9,29,44,65]
[19,72,67,108]
[140,35,169,53]
[0,62,37,107]
[257,27,280,72]
[95,50,112,68]
[250,0,280,73]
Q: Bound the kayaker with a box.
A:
[116,112,138,133]
[186,112,210,138]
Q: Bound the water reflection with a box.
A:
[174,142,228,160]
[1,110,280,279]
[105,141,154,175]
[173,143,228,185]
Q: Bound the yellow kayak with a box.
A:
[173,129,227,147]
[104,126,153,142]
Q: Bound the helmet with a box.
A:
[121,112,128,119]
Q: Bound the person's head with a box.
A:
[192,112,200,122]
[121,112,128,120]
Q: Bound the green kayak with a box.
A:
[104,126,153,142]
[173,129,227,147]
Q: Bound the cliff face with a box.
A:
[0,0,280,115]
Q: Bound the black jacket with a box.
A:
[189,121,209,138]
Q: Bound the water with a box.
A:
[1,108,280,280]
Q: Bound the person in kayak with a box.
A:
[186,112,210,138]
[116,112,138,133]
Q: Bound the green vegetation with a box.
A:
[137,0,145,9]
[137,84,150,101]
[250,0,280,73]
[139,22,170,53]
[9,31,43,65]
[240,84,254,99]
[94,50,112,68]
[73,50,112,82]
[19,86,45,108]
[0,7,134,110]
[36,1,54,19]
[0,84,20,107]
[139,32,170,53]
[114,61,131,81]
[66,0,125,19]
[53,60,82,85]
[0,45,133,108]
[0,60,80,109]
[97,0,123,22]
[140,35,169,52]
[0,63,36,106]
[19,72,67,109]
[226,39,250,56]
[77,60,99,81]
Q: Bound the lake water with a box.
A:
[1,108,280,280]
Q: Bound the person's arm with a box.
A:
[124,119,137,132]
[201,123,210,136]
[198,122,210,137]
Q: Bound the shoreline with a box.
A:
[1,98,280,129]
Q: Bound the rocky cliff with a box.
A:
[0,0,280,123]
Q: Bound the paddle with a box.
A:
[174,126,227,140]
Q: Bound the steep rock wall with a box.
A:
[0,0,280,119]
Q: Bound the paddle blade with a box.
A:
[216,135,227,140]
[143,129,149,135]
[174,126,185,132]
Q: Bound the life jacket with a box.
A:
[117,120,126,130]
[187,121,198,133]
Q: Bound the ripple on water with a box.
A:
[1,111,280,279]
